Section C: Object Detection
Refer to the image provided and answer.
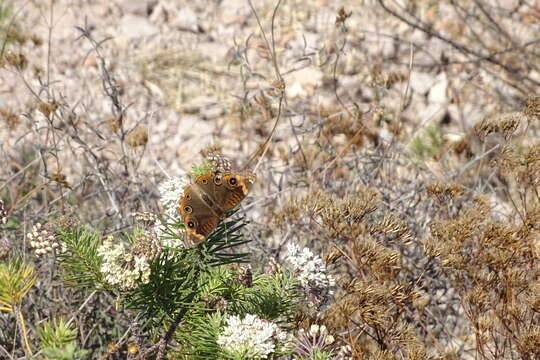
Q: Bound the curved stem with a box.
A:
[14,306,32,357]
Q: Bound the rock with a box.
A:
[201,105,224,120]
[196,42,230,62]
[119,14,159,39]
[285,67,323,99]
[180,94,224,119]
[428,73,448,105]
[122,1,158,16]
[220,0,250,23]
[174,7,199,32]
[178,114,215,138]
[409,72,436,96]
[287,81,307,98]
[180,95,219,115]
[82,54,97,68]
[418,103,448,124]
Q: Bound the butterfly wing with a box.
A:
[219,172,256,212]
[190,173,225,216]
[178,185,220,248]
[177,172,256,247]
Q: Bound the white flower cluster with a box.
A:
[286,243,335,306]
[286,243,335,290]
[217,314,287,359]
[28,223,59,256]
[156,175,189,248]
[158,175,188,221]
[97,236,151,290]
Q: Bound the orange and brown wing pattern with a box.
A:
[177,171,255,247]
[178,185,220,247]
[182,213,219,247]
[220,173,256,212]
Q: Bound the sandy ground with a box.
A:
[1,0,538,220]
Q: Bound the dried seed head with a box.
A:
[203,295,228,313]
[49,172,71,189]
[451,133,473,157]
[324,246,343,265]
[524,95,540,121]
[496,142,540,188]
[31,34,43,46]
[38,101,60,118]
[517,327,540,359]
[4,28,29,44]
[126,126,149,147]
[336,7,352,27]
[200,144,222,158]
[132,232,162,262]
[527,283,540,313]
[426,182,466,202]
[2,51,28,70]
[369,213,413,244]
[523,143,540,187]
[201,145,232,173]
[474,113,521,140]
[237,265,253,288]
[56,215,79,229]
[0,108,20,130]
[105,115,120,133]
[266,79,286,97]
[131,211,158,228]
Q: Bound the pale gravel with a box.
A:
[1,0,536,215]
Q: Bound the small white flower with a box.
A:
[28,223,58,257]
[325,335,335,345]
[97,236,152,290]
[285,243,335,307]
[309,324,320,337]
[155,175,190,248]
[158,175,189,222]
[217,314,286,359]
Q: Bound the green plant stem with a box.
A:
[14,305,32,357]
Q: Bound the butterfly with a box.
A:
[178,151,255,247]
